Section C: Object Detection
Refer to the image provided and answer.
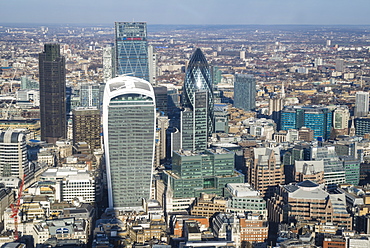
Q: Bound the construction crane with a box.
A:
[10,174,25,241]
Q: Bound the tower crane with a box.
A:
[10,174,25,241]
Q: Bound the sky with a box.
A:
[1,0,370,25]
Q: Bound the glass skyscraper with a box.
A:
[115,22,149,81]
[103,76,156,210]
[80,83,101,108]
[234,74,256,111]
[39,43,66,144]
[280,106,333,140]
[182,48,213,150]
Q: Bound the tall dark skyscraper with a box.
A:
[234,74,256,111]
[39,44,66,144]
[181,48,213,151]
[115,22,149,81]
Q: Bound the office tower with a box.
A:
[333,106,350,129]
[80,83,101,108]
[115,22,149,81]
[269,96,284,130]
[0,129,29,179]
[249,147,284,197]
[103,46,115,83]
[355,91,369,117]
[167,88,181,118]
[326,40,332,46]
[72,107,101,152]
[148,45,157,85]
[156,115,169,166]
[340,156,360,185]
[332,106,350,138]
[153,86,168,115]
[234,74,256,111]
[103,76,156,210]
[164,148,244,211]
[335,58,344,72]
[355,117,370,136]
[280,106,333,140]
[214,103,229,133]
[39,43,66,144]
[182,48,214,149]
[181,91,208,151]
[311,146,346,187]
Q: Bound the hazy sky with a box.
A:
[1,0,370,25]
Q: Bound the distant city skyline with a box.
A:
[1,0,370,25]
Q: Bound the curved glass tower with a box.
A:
[182,48,213,151]
[103,76,156,210]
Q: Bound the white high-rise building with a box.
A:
[103,76,156,211]
[333,106,350,129]
[355,91,369,117]
[0,129,30,180]
[148,45,157,85]
[103,46,115,83]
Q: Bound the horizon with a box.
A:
[1,0,370,26]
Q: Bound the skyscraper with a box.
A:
[234,74,256,111]
[181,91,208,151]
[103,76,156,210]
[39,43,66,144]
[148,45,157,85]
[103,46,115,83]
[153,85,168,115]
[182,48,213,150]
[115,22,149,81]
[355,91,369,117]
[72,107,101,152]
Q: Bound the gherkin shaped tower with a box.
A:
[181,48,214,151]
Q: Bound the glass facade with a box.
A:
[234,74,256,111]
[115,22,149,81]
[183,48,214,138]
[103,76,155,209]
[39,43,66,144]
[355,117,370,136]
[341,157,360,185]
[80,83,101,108]
[280,110,296,131]
[280,106,333,140]
[165,149,244,199]
[181,91,208,151]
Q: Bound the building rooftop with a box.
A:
[226,183,261,197]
